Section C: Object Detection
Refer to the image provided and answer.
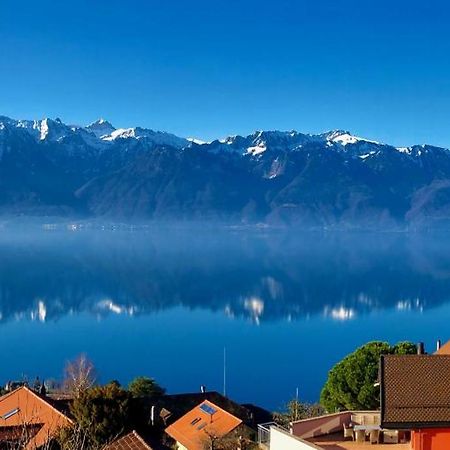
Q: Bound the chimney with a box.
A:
[437,339,442,352]
[417,342,425,354]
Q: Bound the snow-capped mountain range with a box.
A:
[1,114,450,228]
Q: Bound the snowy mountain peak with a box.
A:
[322,130,351,141]
[86,118,116,138]
[322,129,380,146]
[101,126,188,149]
[187,137,208,145]
[31,118,71,141]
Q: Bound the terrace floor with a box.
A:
[308,432,410,450]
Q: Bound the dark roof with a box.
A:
[155,391,263,428]
[103,431,153,450]
[381,354,450,429]
[44,396,73,418]
[241,403,273,425]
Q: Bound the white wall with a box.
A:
[270,427,324,450]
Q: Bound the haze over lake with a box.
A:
[1,225,449,409]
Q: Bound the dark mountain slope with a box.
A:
[2,115,450,228]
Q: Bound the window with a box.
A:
[2,408,19,420]
[200,404,217,415]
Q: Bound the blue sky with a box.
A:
[1,0,450,146]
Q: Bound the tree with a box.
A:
[200,428,255,450]
[128,376,165,398]
[64,354,96,397]
[320,341,416,412]
[67,382,132,449]
[273,398,325,428]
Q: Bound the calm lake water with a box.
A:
[1,226,449,410]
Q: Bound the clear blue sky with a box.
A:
[1,0,450,146]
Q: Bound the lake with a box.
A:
[0,225,449,410]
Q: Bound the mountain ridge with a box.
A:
[1,114,450,228]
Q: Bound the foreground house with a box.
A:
[165,399,246,450]
[155,391,271,429]
[381,353,450,450]
[0,386,71,449]
[103,430,153,450]
[259,410,409,450]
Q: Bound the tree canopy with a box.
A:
[128,376,165,398]
[67,382,132,448]
[273,398,326,428]
[320,341,416,412]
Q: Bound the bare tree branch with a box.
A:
[63,354,96,398]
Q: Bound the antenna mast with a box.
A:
[223,347,227,397]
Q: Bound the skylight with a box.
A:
[200,403,217,415]
[2,408,19,420]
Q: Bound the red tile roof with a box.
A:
[0,386,71,449]
[165,400,242,450]
[103,430,153,450]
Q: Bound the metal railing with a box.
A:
[257,422,289,447]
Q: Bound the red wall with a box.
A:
[412,429,450,450]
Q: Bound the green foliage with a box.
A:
[391,341,417,355]
[68,382,132,448]
[320,341,416,412]
[128,376,165,398]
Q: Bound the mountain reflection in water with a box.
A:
[0,228,449,323]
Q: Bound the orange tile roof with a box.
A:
[165,400,242,450]
[0,386,71,449]
[103,430,153,450]
[435,340,450,355]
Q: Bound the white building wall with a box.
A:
[270,427,324,450]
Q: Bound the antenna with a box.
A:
[223,347,227,397]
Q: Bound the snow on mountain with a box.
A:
[246,144,267,156]
[86,119,116,138]
[211,130,320,155]
[101,126,188,148]
[0,114,448,163]
[0,116,190,150]
[0,116,71,141]
[319,129,381,147]
[187,137,209,145]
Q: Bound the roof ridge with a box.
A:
[0,386,22,403]
[2,386,73,424]
[132,430,152,449]
[201,399,243,423]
